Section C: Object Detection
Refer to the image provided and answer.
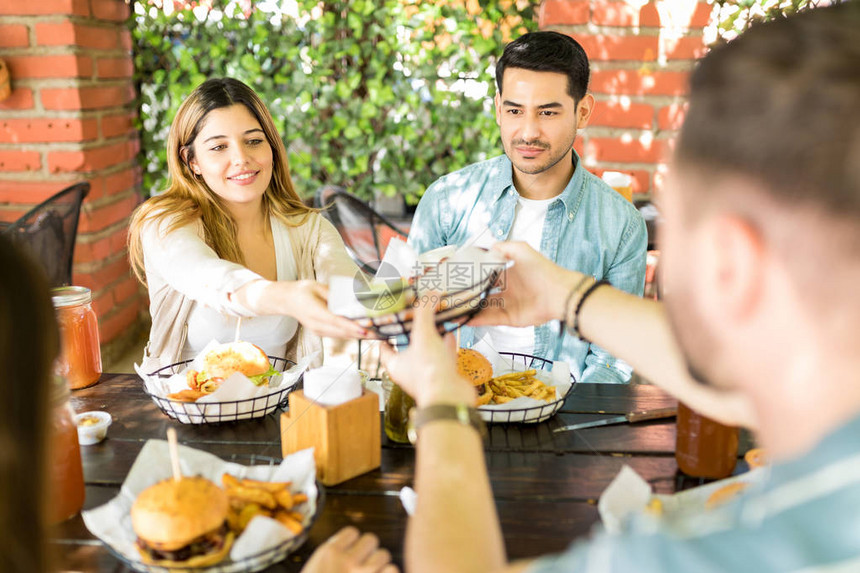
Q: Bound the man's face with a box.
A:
[495,68,588,179]
[660,171,726,389]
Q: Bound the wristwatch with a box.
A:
[407,403,487,444]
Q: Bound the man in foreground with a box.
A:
[408,31,647,384]
[384,4,860,571]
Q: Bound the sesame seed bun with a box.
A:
[456,348,493,387]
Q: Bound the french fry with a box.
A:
[240,477,292,493]
[222,473,241,489]
[274,489,293,510]
[274,511,303,534]
[292,493,308,505]
[227,485,278,509]
[494,369,537,381]
[237,503,267,530]
[493,395,514,403]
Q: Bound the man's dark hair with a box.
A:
[677,2,860,218]
[495,31,590,102]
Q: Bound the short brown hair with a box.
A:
[676,2,860,218]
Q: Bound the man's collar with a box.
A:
[492,150,585,215]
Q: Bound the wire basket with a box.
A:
[478,352,576,424]
[103,454,325,573]
[142,357,299,425]
[351,264,504,341]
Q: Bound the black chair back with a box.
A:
[2,182,90,287]
[315,186,407,274]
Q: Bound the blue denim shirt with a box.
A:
[408,152,647,383]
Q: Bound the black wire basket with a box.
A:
[102,454,325,573]
[478,352,576,424]
[351,264,504,341]
[142,356,300,424]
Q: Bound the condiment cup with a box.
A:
[75,411,112,445]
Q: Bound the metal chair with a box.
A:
[314,185,408,274]
[2,182,90,287]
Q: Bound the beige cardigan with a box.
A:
[141,212,359,374]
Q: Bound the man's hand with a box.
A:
[380,294,475,408]
[301,527,398,573]
[471,242,585,328]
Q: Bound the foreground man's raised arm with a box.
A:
[472,242,757,429]
[381,299,532,573]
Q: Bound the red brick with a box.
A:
[589,167,652,195]
[91,0,131,22]
[0,88,35,110]
[0,0,89,16]
[590,69,690,96]
[41,84,135,110]
[48,140,135,174]
[586,137,666,164]
[75,225,129,264]
[118,29,132,51]
[0,180,71,203]
[540,0,589,26]
[78,192,137,233]
[0,208,30,223]
[101,112,134,138]
[103,167,138,196]
[4,55,92,79]
[36,22,120,50]
[74,254,131,290]
[592,1,660,27]
[689,3,714,28]
[0,150,41,172]
[589,101,653,129]
[96,296,140,344]
[658,103,687,131]
[97,57,133,79]
[112,274,139,305]
[577,34,658,61]
[0,118,99,144]
[0,24,29,48]
[665,36,707,60]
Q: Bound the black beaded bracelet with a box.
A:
[571,279,610,341]
[558,275,593,339]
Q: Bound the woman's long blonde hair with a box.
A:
[129,78,313,284]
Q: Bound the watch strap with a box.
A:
[407,403,487,444]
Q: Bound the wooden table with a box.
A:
[53,373,744,571]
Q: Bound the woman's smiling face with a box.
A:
[188,104,274,209]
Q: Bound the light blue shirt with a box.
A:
[408,152,647,384]
[529,412,860,572]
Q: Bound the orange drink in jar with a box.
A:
[51,287,101,390]
[47,376,85,523]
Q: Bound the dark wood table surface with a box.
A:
[52,373,749,572]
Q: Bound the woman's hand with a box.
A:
[301,527,398,573]
[236,279,368,339]
[380,295,475,408]
[470,242,585,328]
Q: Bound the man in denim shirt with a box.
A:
[408,31,647,384]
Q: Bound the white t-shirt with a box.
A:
[474,194,554,357]
[181,218,299,360]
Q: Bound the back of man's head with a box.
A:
[677,3,860,224]
[495,31,589,102]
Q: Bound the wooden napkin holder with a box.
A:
[280,389,380,486]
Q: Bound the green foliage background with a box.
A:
[133,0,538,204]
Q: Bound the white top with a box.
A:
[474,194,554,357]
[141,215,298,361]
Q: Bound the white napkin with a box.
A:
[598,465,654,534]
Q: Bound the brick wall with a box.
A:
[540,0,711,197]
[0,0,144,364]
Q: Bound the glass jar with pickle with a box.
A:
[382,372,416,444]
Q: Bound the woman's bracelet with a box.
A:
[571,279,610,341]
[558,275,595,339]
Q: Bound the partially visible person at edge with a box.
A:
[407,31,647,384]
[384,5,860,572]
[129,78,367,373]
[0,236,58,573]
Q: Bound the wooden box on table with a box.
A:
[280,389,380,486]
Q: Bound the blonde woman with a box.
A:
[130,78,366,372]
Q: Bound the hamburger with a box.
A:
[456,348,494,406]
[188,341,278,392]
[131,476,234,568]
